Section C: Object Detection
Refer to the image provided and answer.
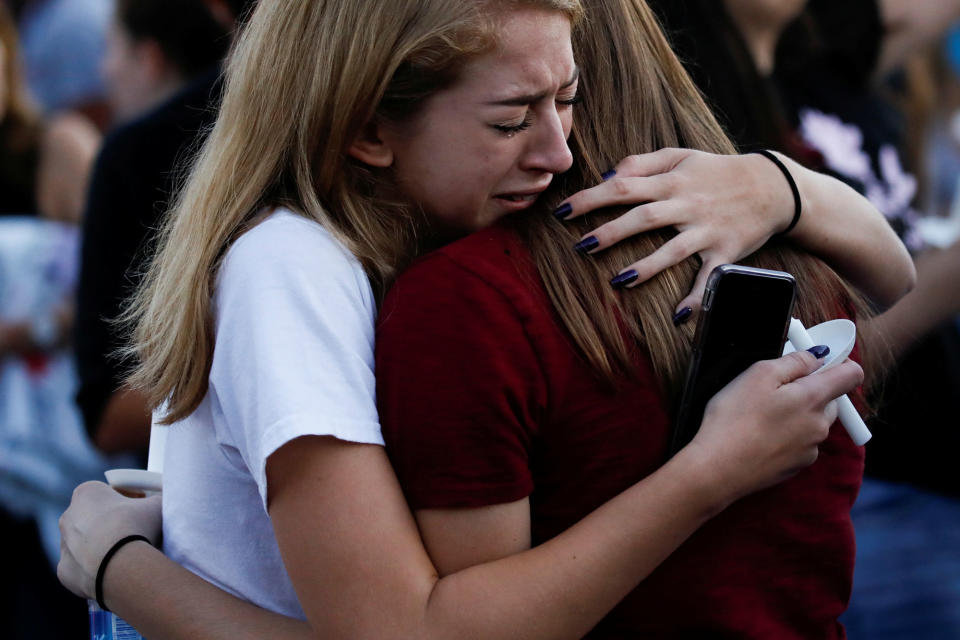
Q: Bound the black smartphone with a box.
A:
[668,264,797,457]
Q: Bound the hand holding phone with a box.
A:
[669,265,797,457]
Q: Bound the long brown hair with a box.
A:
[508,0,878,405]
[126,0,582,423]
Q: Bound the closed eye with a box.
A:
[492,114,534,136]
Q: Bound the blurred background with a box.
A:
[1,0,235,636]
[0,0,957,637]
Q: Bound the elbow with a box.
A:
[873,250,917,313]
[900,257,918,297]
[892,250,918,304]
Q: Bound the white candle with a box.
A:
[788,318,872,446]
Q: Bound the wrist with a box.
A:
[750,150,802,236]
[97,536,152,612]
[665,443,738,520]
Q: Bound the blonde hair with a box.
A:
[508,0,880,405]
[126,0,582,423]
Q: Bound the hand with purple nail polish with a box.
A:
[550,146,915,321]
[685,350,864,502]
[554,149,804,309]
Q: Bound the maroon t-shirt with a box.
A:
[376,225,864,639]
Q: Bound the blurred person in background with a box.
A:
[0,1,95,358]
[103,0,232,124]
[5,0,108,225]
[648,1,960,637]
[0,2,97,224]
[13,0,112,128]
[1,3,128,637]
[74,0,242,460]
[911,31,960,222]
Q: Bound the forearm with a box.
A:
[864,242,960,357]
[786,156,915,308]
[419,445,723,639]
[94,386,153,453]
[102,446,721,640]
[103,542,314,640]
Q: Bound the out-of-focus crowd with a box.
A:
[0,0,233,635]
[0,0,958,638]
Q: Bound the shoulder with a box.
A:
[219,209,373,306]
[378,224,551,356]
[387,225,533,307]
[227,209,359,269]
[38,113,100,178]
[41,112,100,153]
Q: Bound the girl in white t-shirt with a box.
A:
[57,0,912,638]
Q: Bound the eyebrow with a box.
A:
[485,67,580,106]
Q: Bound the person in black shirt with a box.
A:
[74,0,255,454]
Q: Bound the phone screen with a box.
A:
[669,266,796,456]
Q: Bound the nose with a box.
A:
[520,106,573,175]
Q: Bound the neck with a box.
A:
[739,28,779,75]
[723,4,801,76]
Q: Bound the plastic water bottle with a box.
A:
[89,600,145,640]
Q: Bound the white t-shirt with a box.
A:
[161,209,383,618]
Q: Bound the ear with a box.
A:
[347,121,395,168]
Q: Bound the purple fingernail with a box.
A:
[601,169,617,181]
[672,306,693,326]
[807,345,830,359]
[610,270,639,288]
[553,202,573,220]
[574,236,599,254]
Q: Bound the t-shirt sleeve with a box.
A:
[209,216,383,507]
[376,253,547,510]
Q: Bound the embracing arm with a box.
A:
[865,239,960,358]
[267,436,726,640]
[783,151,915,309]
[71,439,728,640]
[557,149,915,313]
[62,352,862,640]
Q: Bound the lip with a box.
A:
[494,186,550,211]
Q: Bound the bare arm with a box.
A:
[784,152,915,309]
[93,386,153,454]
[98,542,313,640]
[61,352,863,640]
[35,112,101,224]
[267,437,725,640]
[558,149,915,313]
[75,442,722,640]
[865,240,960,358]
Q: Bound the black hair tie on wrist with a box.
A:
[95,534,151,612]
[752,149,801,235]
